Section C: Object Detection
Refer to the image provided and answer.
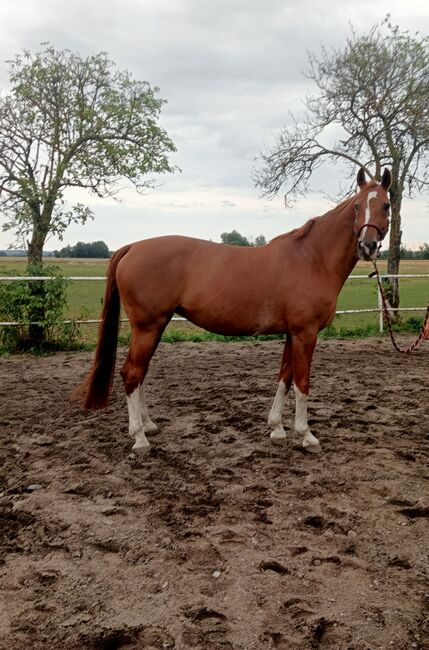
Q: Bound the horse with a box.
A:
[79,167,391,455]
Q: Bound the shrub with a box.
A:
[0,265,81,352]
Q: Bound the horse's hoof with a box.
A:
[132,441,151,455]
[270,431,287,446]
[303,440,322,454]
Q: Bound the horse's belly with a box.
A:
[178,302,287,336]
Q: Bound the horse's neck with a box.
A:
[304,201,358,291]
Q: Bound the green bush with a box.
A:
[0,265,82,352]
[401,315,426,333]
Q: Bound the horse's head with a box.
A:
[354,168,391,261]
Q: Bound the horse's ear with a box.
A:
[357,167,367,189]
[381,168,391,190]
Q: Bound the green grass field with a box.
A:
[1,257,428,344]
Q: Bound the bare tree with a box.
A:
[255,17,429,309]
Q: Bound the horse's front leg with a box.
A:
[268,336,293,445]
[291,330,321,453]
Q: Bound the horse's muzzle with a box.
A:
[357,240,378,260]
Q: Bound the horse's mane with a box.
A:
[270,180,379,245]
[270,217,318,243]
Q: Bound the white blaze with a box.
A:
[362,190,378,238]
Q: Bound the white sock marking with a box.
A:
[294,384,321,452]
[269,380,287,440]
[127,386,150,451]
[294,384,309,434]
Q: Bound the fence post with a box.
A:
[378,277,383,334]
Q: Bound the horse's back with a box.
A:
[113,233,334,335]
[116,235,271,285]
[116,235,227,292]
[114,235,285,333]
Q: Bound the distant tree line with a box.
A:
[219,231,429,259]
[54,241,111,258]
[379,243,429,260]
[4,237,428,259]
[220,230,267,246]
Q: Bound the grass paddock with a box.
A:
[1,257,428,346]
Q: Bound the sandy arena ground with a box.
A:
[0,337,428,649]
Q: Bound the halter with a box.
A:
[353,218,389,257]
[353,197,390,243]
[354,222,389,241]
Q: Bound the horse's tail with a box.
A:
[79,244,132,410]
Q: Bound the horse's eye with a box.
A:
[354,203,360,212]
[383,203,390,212]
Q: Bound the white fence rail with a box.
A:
[0,273,428,334]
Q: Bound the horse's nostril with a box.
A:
[358,240,377,257]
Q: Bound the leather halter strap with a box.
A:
[354,222,388,241]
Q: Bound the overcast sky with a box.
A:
[0,0,428,250]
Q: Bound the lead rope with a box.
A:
[369,260,429,354]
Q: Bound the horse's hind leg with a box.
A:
[269,336,293,445]
[120,324,165,454]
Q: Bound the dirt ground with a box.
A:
[0,337,428,650]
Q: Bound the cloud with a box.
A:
[0,0,428,249]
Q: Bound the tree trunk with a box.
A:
[27,228,45,266]
[27,223,48,346]
[386,185,402,315]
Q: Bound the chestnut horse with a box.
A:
[80,168,391,454]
